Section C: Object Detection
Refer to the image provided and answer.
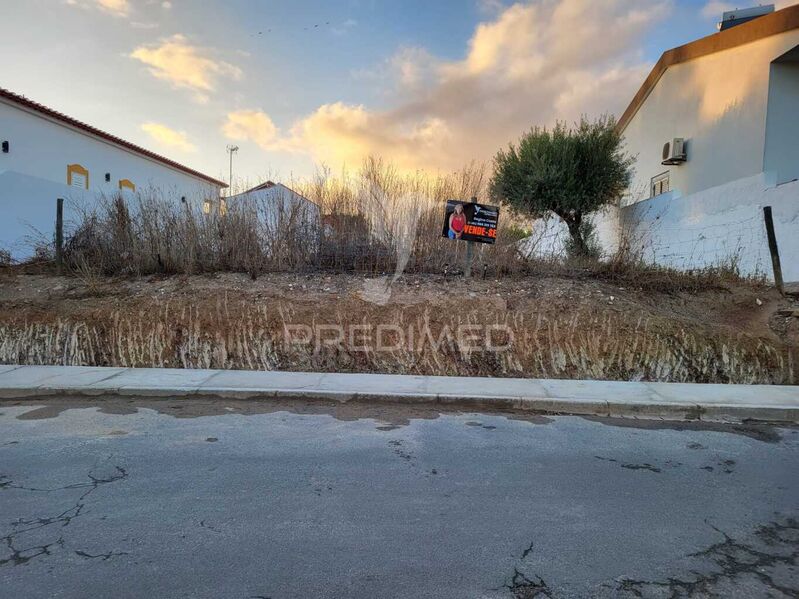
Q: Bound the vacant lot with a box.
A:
[0,271,797,384]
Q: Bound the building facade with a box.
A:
[0,87,226,258]
[619,5,799,203]
[528,5,799,284]
[229,180,321,231]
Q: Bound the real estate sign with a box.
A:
[442,200,499,244]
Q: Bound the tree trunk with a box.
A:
[564,213,587,257]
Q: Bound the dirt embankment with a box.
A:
[0,272,797,384]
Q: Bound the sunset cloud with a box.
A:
[141,122,196,152]
[277,0,671,171]
[222,110,279,150]
[64,0,130,17]
[130,35,242,102]
[96,0,130,15]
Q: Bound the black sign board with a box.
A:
[442,200,499,244]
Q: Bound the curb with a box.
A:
[0,365,797,424]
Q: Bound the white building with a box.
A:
[529,4,799,284]
[228,180,321,231]
[0,87,226,258]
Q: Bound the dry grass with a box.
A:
[4,158,782,383]
[0,288,790,383]
[59,160,535,279]
[56,157,757,297]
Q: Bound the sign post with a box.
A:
[464,196,477,278]
[55,197,64,273]
[441,198,499,278]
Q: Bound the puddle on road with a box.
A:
[3,395,554,431]
[580,414,787,443]
[2,396,793,442]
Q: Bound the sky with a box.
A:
[1,0,797,186]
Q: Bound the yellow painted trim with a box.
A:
[119,179,136,192]
[67,163,89,189]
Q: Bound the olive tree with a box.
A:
[490,116,633,257]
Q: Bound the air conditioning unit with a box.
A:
[662,138,687,165]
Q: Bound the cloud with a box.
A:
[276,103,452,168]
[277,0,671,172]
[64,0,130,17]
[477,0,506,15]
[130,34,242,102]
[701,1,734,19]
[141,122,196,152]
[222,110,279,150]
[331,18,357,36]
[352,46,439,95]
[703,0,797,18]
[96,0,130,15]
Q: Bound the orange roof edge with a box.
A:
[0,87,228,188]
[616,4,799,133]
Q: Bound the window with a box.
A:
[202,200,211,214]
[67,164,89,190]
[219,198,227,216]
[119,179,136,192]
[651,171,670,197]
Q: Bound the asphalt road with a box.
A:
[1,397,797,599]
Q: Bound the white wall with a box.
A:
[520,206,620,259]
[229,183,321,235]
[0,171,88,257]
[621,30,799,204]
[0,98,223,259]
[0,99,221,198]
[521,174,799,283]
[620,173,799,282]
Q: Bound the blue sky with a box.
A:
[1,0,794,185]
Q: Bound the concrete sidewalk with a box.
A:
[0,364,797,423]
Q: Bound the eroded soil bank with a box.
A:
[0,272,797,383]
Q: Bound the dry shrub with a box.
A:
[64,187,316,277]
[60,157,756,293]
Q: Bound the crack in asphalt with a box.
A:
[505,567,552,598]
[75,549,130,561]
[620,463,661,473]
[594,456,662,473]
[521,541,535,561]
[0,460,128,567]
[199,520,222,534]
[499,539,551,598]
[501,517,799,598]
[612,517,799,597]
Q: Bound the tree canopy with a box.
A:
[490,116,633,256]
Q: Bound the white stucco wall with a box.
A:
[621,29,799,204]
[0,171,86,257]
[229,183,321,234]
[0,98,223,259]
[0,99,221,198]
[620,173,799,282]
[520,206,620,260]
[521,174,799,283]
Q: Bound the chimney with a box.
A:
[718,4,775,31]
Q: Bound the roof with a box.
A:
[239,180,319,207]
[0,87,227,188]
[247,180,277,192]
[617,4,799,133]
